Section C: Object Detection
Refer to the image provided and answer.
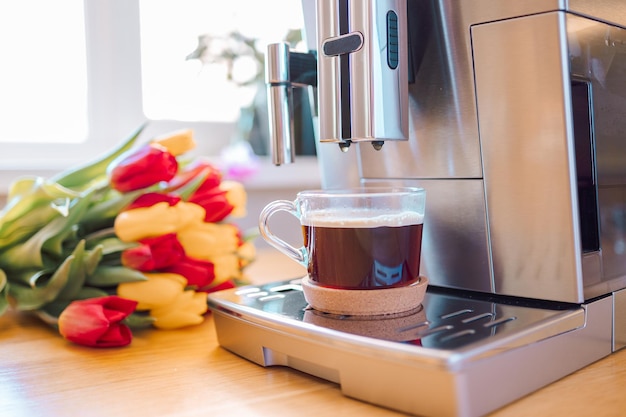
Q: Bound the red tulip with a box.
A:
[201,279,236,294]
[167,160,222,193]
[109,144,178,192]
[162,256,216,288]
[58,296,137,348]
[188,188,234,223]
[121,233,185,271]
[125,192,181,211]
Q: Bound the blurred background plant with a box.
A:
[185,29,317,159]
[186,29,303,86]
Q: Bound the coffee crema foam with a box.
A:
[301,209,423,228]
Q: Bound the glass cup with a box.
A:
[259,187,428,315]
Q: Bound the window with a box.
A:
[0,0,144,176]
[0,0,306,189]
[140,0,304,122]
[0,0,88,145]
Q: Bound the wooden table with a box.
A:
[2,250,626,417]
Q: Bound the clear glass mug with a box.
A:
[258,187,426,291]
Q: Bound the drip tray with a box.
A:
[208,278,613,417]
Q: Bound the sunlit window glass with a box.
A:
[0,0,87,144]
[139,0,304,122]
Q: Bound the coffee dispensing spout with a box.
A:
[265,0,409,166]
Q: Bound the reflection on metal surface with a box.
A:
[357,8,626,303]
[214,278,585,355]
[208,279,613,417]
[614,288,626,350]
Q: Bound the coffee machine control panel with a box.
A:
[386,10,400,69]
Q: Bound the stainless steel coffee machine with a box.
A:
[208,1,626,415]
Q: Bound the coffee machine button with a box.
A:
[322,32,364,56]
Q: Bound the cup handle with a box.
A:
[259,200,308,267]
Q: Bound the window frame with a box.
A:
[0,0,320,194]
[0,0,235,190]
[0,1,142,180]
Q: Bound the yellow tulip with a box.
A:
[212,253,243,283]
[151,129,196,156]
[114,201,205,242]
[117,272,187,310]
[237,241,256,268]
[220,181,247,217]
[177,222,240,261]
[150,290,208,329]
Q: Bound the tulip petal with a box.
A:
[121,233,184,271]
[98,325,132,346]
[201,279,237,294]
[162,256,215,288]
[117,273,186,310]
[86,295,138,316]
[124,192,181,211]
[167,161,222,195]
[188,190,233,223]
[150,291,208,329]
[108,144,178,192]
[59,304,111,343]
[58,296,137,348]
[220,181,247,218]
[177,223,240,261]
[151,129,195,156]
[212,253,242,282]
[121,246,155,270]
[114,201,205,242]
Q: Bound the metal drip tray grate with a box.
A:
[212,278,585,355]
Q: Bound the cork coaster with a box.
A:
[301,276,429,316]
[303,305,427,342]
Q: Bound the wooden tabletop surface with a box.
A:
[1,250,625,417]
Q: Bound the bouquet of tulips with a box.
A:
[0,125,255,347]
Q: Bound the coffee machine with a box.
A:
[208,1,626,415]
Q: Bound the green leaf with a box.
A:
[86,265,146,287]
[41,191,96,259]
[83,245,104,276]
[124,312,155,329]
[0,269,9,316]
[51,123,146,191]
[0,204,58,249]
[56,241,87,301]
[0,177,88,251]
[1,177,81,222]
[0,190,96,270]
[8,255,74,310]
[74,286,110,299]
[86,236,137,256]
[81,189,142,227]
[171,169,206,200]
[242,227,260,242]
[36,304,66,326]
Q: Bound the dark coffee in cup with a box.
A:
[302,209,423,290]
[259,187,427,315]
